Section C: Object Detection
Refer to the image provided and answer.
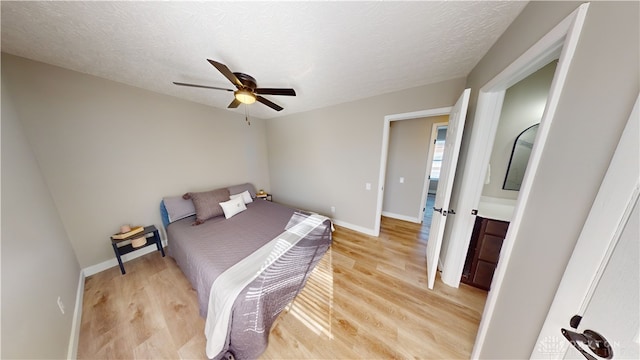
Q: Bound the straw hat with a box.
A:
[131,236,146,248]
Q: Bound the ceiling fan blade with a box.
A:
[228,98,242,108]
[173,82,233,91]
[255,88,296,96]
[207,59,243,88]
[256,96,284,111]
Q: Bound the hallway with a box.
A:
[418,193,436,241]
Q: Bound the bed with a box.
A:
[160,183,332,359]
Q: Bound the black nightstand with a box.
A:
[256,193,272,202]
[110,225,165,274]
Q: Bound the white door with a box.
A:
[563,197,639,359]
[533,94,640,359]
[426,88,470,290]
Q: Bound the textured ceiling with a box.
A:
[1,1,527,119]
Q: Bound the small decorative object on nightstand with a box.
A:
[110,225,165,275]
[256,190,272,202]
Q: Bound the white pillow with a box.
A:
[230,190,253,204]
[219,196,247,219]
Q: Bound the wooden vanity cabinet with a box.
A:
[461,217,509,290]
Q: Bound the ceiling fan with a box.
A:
[173,59,296,112]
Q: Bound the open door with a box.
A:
[533,95,639,359]
[426,88,470,290]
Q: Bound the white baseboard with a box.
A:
[67,270,85,360]
[83,243,165,277]
[73,243,167,355]
[331,219,377,236]
[381,211,421,224]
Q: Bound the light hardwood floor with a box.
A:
[78,216,487,359]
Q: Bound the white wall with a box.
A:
[482,60,557,200]
[1,79,81,358]
[266,78,465,233]
[456,1,639,358]
[383,115,448,220]
[2,54,272,268]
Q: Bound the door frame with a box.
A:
[375,107,451,236]
[419,121,449,222]
[435,4,589,357]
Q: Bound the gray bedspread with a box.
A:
[166,200,332,359]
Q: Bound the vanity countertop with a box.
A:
[477,196,516,222]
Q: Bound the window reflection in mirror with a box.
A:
[503,123,539,191]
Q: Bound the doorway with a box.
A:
[379,89,470,290]
[422,123,447,224]
[461,60,558,290]
[381,116,449,224]
[375,107,452,236]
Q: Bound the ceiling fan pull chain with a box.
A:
[245,105,250,126]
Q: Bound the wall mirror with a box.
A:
[503,123,539,191]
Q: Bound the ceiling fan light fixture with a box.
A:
[234,89,256,104]
[174,60,293,111]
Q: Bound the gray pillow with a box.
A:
[187,188,230,225]
[162,195,196,222]
[227,183,257,199]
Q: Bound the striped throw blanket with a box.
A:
[204,212,331,359]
